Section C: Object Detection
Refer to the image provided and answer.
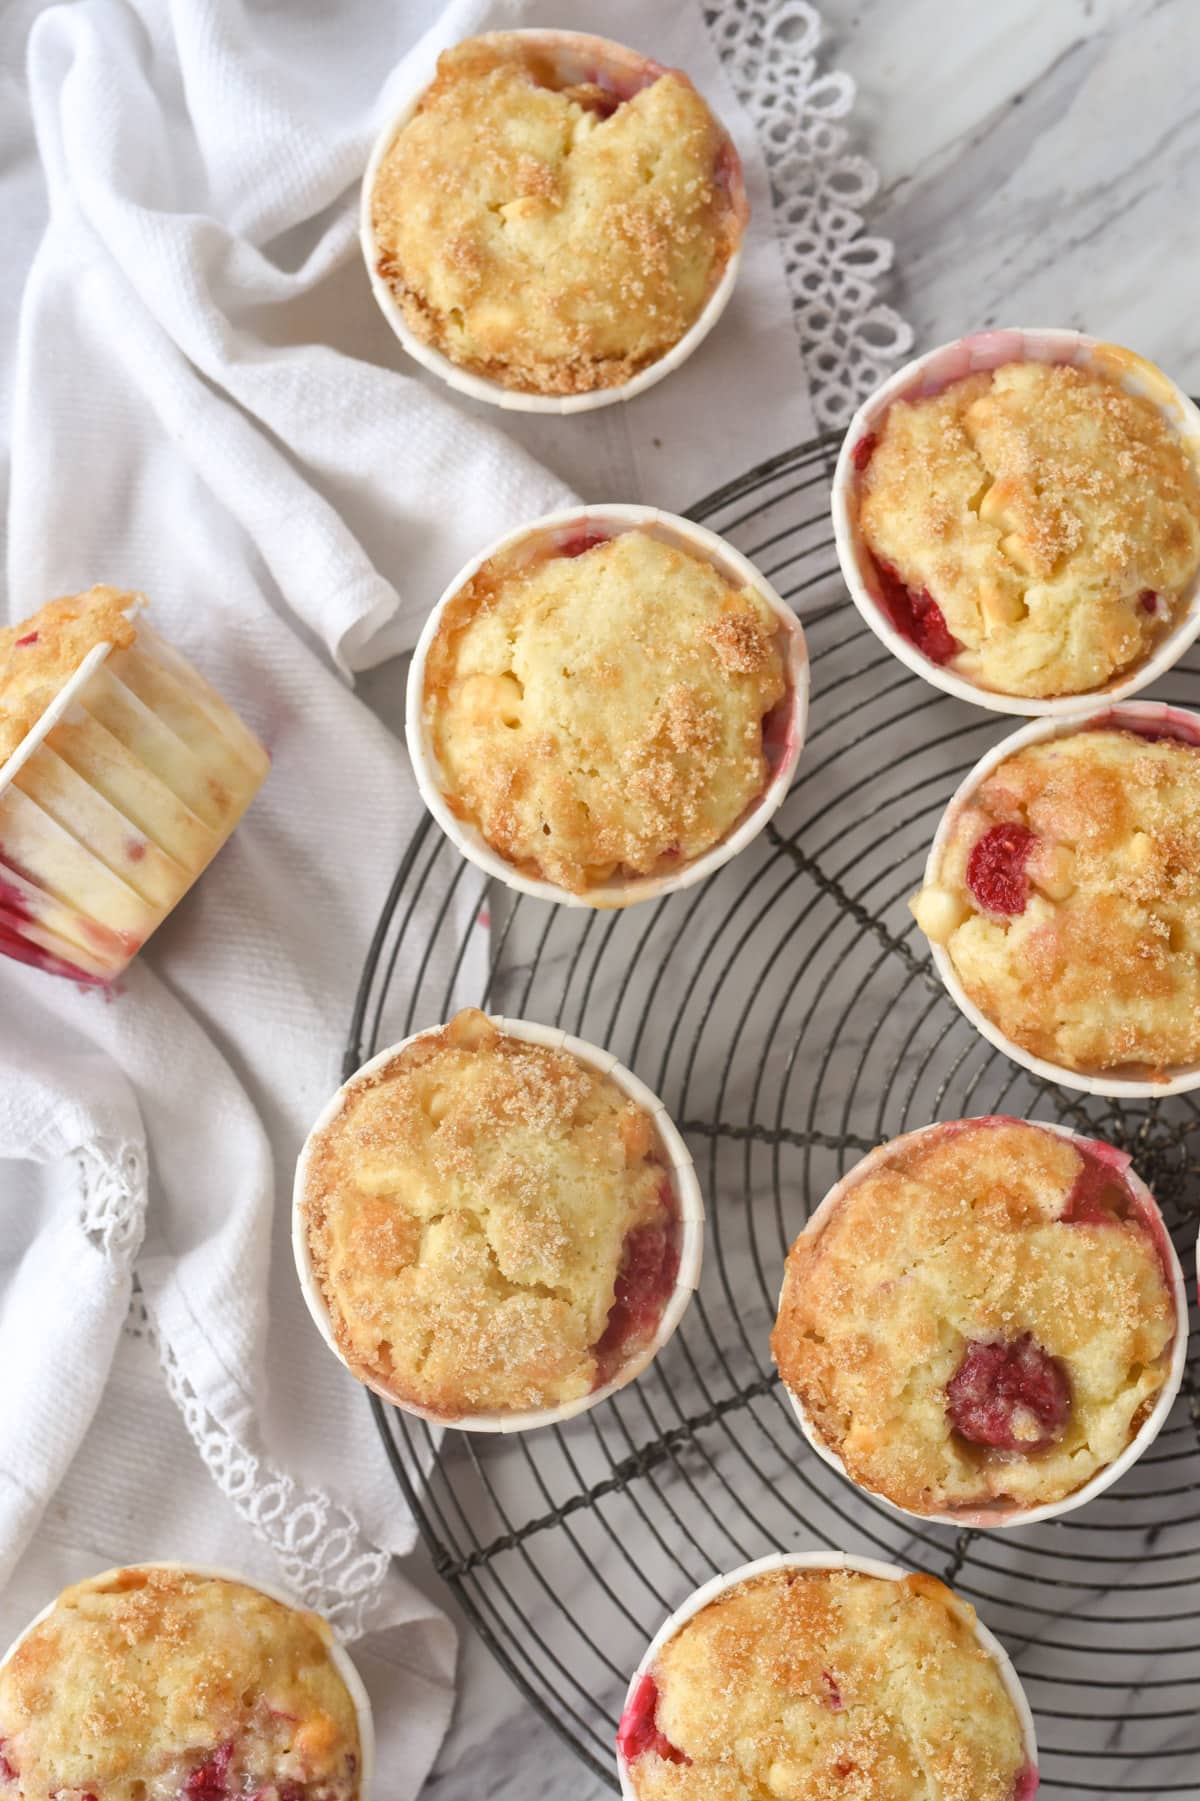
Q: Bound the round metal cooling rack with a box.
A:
[352,434,1200,1799]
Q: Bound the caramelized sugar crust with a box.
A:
[858,362,1200,697]
[424,529,786,893]
[772,1121,1175,1514]
[0,1566,360,1801]
[625,1567,1029,1801]
[370,36,743,394]
[912,727,1200,1073]
[0,586,137,761]
[303,1010,679,1416]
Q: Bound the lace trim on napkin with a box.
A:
[707,0,914,428]
[79,1139,148,1262]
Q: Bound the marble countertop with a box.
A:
[403,2,1200,1794]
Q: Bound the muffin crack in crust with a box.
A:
[618,1567,1031,1801]
[856,361,1200,698]
[912,725,1200,1074]
[772,1120,1176,1516]
[302,1010,681,1416]
[369,37,744,394]
[0,1567,361,1801]
[424,529,786,893]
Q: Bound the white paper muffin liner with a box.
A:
[360,30,748,414]
[0,607,269,982]
[293,1015,705,1433]
[831,327,1200,716]
[614,1549,1039,1800]
[921,700,1200,1096]
[0,1560,375,1799]
[776,1116,1188,1530]
[406,504,809,909]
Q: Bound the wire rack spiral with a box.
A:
[352,434,1200,1799]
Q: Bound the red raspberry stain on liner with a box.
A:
[872,559,960,665]
[617,1674,690,1766]
[557,528,610,559]
[966,823,1035,916]
[946,1334,1071,1453]
[1013,1766,1040,1801]
[850,431,877,472]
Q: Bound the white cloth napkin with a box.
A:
[0,0,827,1793]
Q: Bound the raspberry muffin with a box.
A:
[912,711,1200,1078]
[617,1559,1036,1801]
[841,335,1200,703]
[0,1565,365,1801]
[0,587,268,982]
[297,1010,701,1424]
[772,1118,1181,1521]
[367,32,746,397]
[416,516,800,900]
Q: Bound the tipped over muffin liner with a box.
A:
[360,29,748,414]
[0,607,269,983]
[776,1117,1188,1530]
[293,1014,705,1433]
[406,504,809,908]
[831,327,1200,716]
[0,1561,375,1800]
[922,700,1200,1096]
[614,1549,1038,1799]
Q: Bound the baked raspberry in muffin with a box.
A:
[0,586,268,983]
[854,359,1200,698]
[369,34,746,395]
[912,719,1200,1075]
[0,1565,361,1801]
[300,1009,689,1418]
[421,524,789,895]
[617,1564,1034,1800]
[772,1119,1178,1517]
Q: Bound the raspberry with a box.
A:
[593,1218,680,1386]
[557,528,609,559]
[617,1674,689,1766]
[947,1335,1071,1452]
[873,560,960,665]
[966,823,1035,915]
[851,432,877,472]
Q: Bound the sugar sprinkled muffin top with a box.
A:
[302,1009,682,1416]
[0,1565,361,1801]
[0,587,137,763]
[618,1565,1032,1801]
[423,527,787,893]
[856,361,1200,698]
[912,724,1200,1074]
[369,36,744,394]
[772,1119,1176,1516]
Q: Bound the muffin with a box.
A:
[617,1560,1035,1801]
[0,1565,363,1800]
[297,1010,700,1422]
[851,353,1200,700]
[418,520,793,897]
[0,587,268,982]
[772,1118,1180,1520]
[912,714,1200,1076]
[367,32,746,396]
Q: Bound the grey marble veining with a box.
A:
[385,4,1200,1795]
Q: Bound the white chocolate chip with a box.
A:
[910,885,969,943]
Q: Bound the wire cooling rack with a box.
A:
[351,434,1200,1799]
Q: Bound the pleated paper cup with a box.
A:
[406,504,809,909]
[0,608,268,983]
[293,1015,704,1433]
[832,327,1200,716]
[615,1550,1038,1800]
[361,29,748,413]
[777,1117,1187,1530]
[922,700,1200,1096]
[0,1561,375,1799]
